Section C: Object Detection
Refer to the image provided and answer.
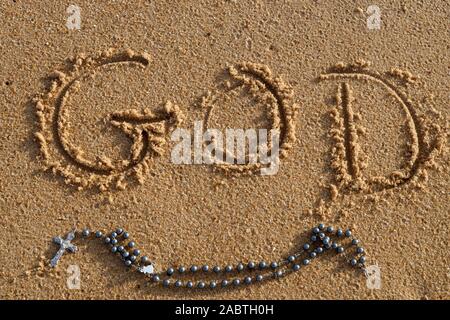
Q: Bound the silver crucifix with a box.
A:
[50,230,78,267]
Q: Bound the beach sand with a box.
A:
[0,0,448,299]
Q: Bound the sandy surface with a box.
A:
[0,0,448,299]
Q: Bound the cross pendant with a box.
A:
[50,230,78,267]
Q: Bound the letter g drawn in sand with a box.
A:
[34,50,183,191]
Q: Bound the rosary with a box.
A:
[50,223,368,289]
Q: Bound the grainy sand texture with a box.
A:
[0,0,449,299]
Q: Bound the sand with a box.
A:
[0,0,448,299]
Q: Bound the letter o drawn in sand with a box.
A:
[34,50,184,191]
[200,62,299,176]
[319,60,445,195]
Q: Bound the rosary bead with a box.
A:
[352,239,359,245]
[326,226,334,233]
[117,245,124,252]
[270,261,278,269]
[116,228,123,235]
[111,232,117,238]
[247,261,256,269]
[197,281,205,289]
[221,280,229,287]
[237,263,244,272]
[350,259,357,266]
[104,237,111,244]
[310,252,317,258]
[152,275,160,282]
[82,229,90,237]
[124,260,132,267]
[303,259,310,265]
[233,279,241,286]
[128,241,136,248]
[186,281,193,288]
[293,264,301,271]
[225,265,233,273]
[111,239,118,245]
[175,280,182,287]
[288,256,295,263]
[202,265,209,272]
[244,277,252,284]
[256,275,264,282]
[167,268,174,276]
[213,266,221,273]
[345,229,352,237]
[336,229,343,237]
[303,243,310,250]
[209,281,217,289]
[190,265,198,273]
[318,223,325,230]
[163,279,170,287]
[141,256,149,264]
[357,247,364,254]
[133,249,140,256]
[95,231,102,238]
[123,232,130,239]
[337,246,344,254]
[178,266,186,273]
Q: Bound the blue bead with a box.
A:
[303,243,310,250]
[133,249,140,256]
[288,256,295,263]
[178,266,186,273]
[225,265,233,272]
[311,235,317,242]
[256,275,263,282]
[190,265,198,272]
[350,259,357,266]
[124,260,132,267]
[313,227,320,234]
[244,277,252,284]
[221,280,228,287]
[111,232,117,238]
[359,256,366,264]
[315,247,324,254]
[187,281,194,288]
[310,252,317,258]
[95,231,102,238]
[210,281,217,289]
[152,275,160,282]
[247,262,255,269]
[82,229,90,237]
[175,280,182,287]
[237,263,244,272]
[213,266,221,273]
[129,255,136,262]
[337,229,343,237]
[293,264,301,271]
[163,279,170,287]
[303,259,310,265]
[318,223,325,230]
[331,243,338,249]
[198,281,205,289]
[259,261,267,269]
[167,268,174,276]
[326,226,334,233]
[111,239,118,245]
[141,256,149,264]
[104,237,111,244]
[128,241,135,248]
[270,262,278,269]
[111,246,117,253]
[123,232,130,239]
[233,279,240,286]
[357,247,364,254]
[276,270,283,277]
[117,245,124,252]
[337,247,344,253]
[319,232,325,239]
[122,251,129,258]
[116,228,123,235]
[323,236,330,244]
[345,229,352,237]
[202,265,209,272]
[352,239,359,245]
